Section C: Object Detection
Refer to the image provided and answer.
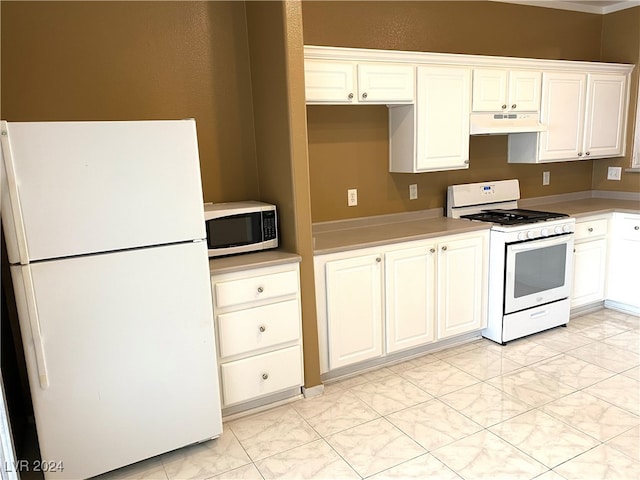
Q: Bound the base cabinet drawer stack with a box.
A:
[211,262,303,411]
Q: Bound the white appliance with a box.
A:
[204,201,278,257]
[447,179,575,344]
[469,112,547,135]
[0,120,222,479]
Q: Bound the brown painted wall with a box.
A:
[1,1,259,203]
[593,6,640,193]
[245,1,320,388]
[301,1,634,222]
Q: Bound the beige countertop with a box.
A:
[209,250,301,275]
[521,197,640,218]
[312,195,639,255]
[313,216,491,255]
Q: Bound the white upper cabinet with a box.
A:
[538,72,587,162]
[509,71,628,163]
[472,69,541,112]
[304,59,414,104]
[583,73,628,158]
[389,66,471,173]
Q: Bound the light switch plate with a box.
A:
[607,166,622,181]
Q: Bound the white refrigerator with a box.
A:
[0,120,222,479]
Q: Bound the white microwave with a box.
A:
[204,201,278,257]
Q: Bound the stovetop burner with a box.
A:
[460,208,569,226]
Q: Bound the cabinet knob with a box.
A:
[585,152,591,156]
[635,226,639,231]
[262,373,269,380]
[259,325,266,333]
[511,104,517,109]
[429,248,436,253]
[577,152,583,157]
[588,227,594,233]
[501,104,507,109]
[347,93,354,100]
[257,286,264,294]
[376,257,382,263]
[464,160,469,164]
[362,92,368,99]
[441,246,448,251]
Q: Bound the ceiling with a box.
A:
[495,0,640,14]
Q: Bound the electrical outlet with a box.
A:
[607,166,622,181]
[347,188,358,206]
[543,171,550,186]
[409,184,418,200]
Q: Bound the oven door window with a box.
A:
[206,213,262,249]
[504,235,573,314]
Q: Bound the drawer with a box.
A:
[574,218,608,241]
[215,269,298,308]
[217,300,300,358]
[618,216,640,241]
[220,345,302,406]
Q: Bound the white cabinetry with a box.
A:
[211,262,303,409]
[607,213,640,313]
[315,231,488,374]
[571,216,609,309]
[437,234,487,339]
[304,59,414,104]
[472,69,541,112]
[389,66,471,173]
[509,72,628,163]
[325,252,383,369]
[385,244,436,353]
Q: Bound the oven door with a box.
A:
[504,234,574,314]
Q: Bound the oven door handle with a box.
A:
[508,234,573,253]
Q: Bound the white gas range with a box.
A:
[447,179,576,344]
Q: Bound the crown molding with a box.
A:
[490,0,640,15]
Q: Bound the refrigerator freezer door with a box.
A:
[1,120,207,264]
[11,241,221,479]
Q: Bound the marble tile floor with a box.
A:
[97,308,640,480]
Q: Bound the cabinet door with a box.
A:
[508,70,541,112]
[437,235,487,339]
[538,72,586,162]
[572,239,607,308]
[304,59,355,103]
[325,253,383,369]
[583,74,627,159]
[472,69,508,112]
[607,215,640,309]
[385,246,436,353]
[416,66,471,171]
[357,64,414,103]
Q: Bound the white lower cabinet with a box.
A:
[211,262,304,409]
[325,252,384,369]
[315,231,488,374]
[436,234,487,339]
[385,245,435,353]
[607,213,640,311]
[571,215,609,309]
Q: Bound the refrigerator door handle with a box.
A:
[21,266,49,389]
[1,122,30,265]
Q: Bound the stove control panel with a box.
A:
[514,221,574,241]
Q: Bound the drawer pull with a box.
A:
[259,325,266,333]
[635,226,639,231]
[262,373,269,380]
[257,286,264,294]
[588,227,594,233]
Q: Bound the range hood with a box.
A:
[470,112,547,135]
